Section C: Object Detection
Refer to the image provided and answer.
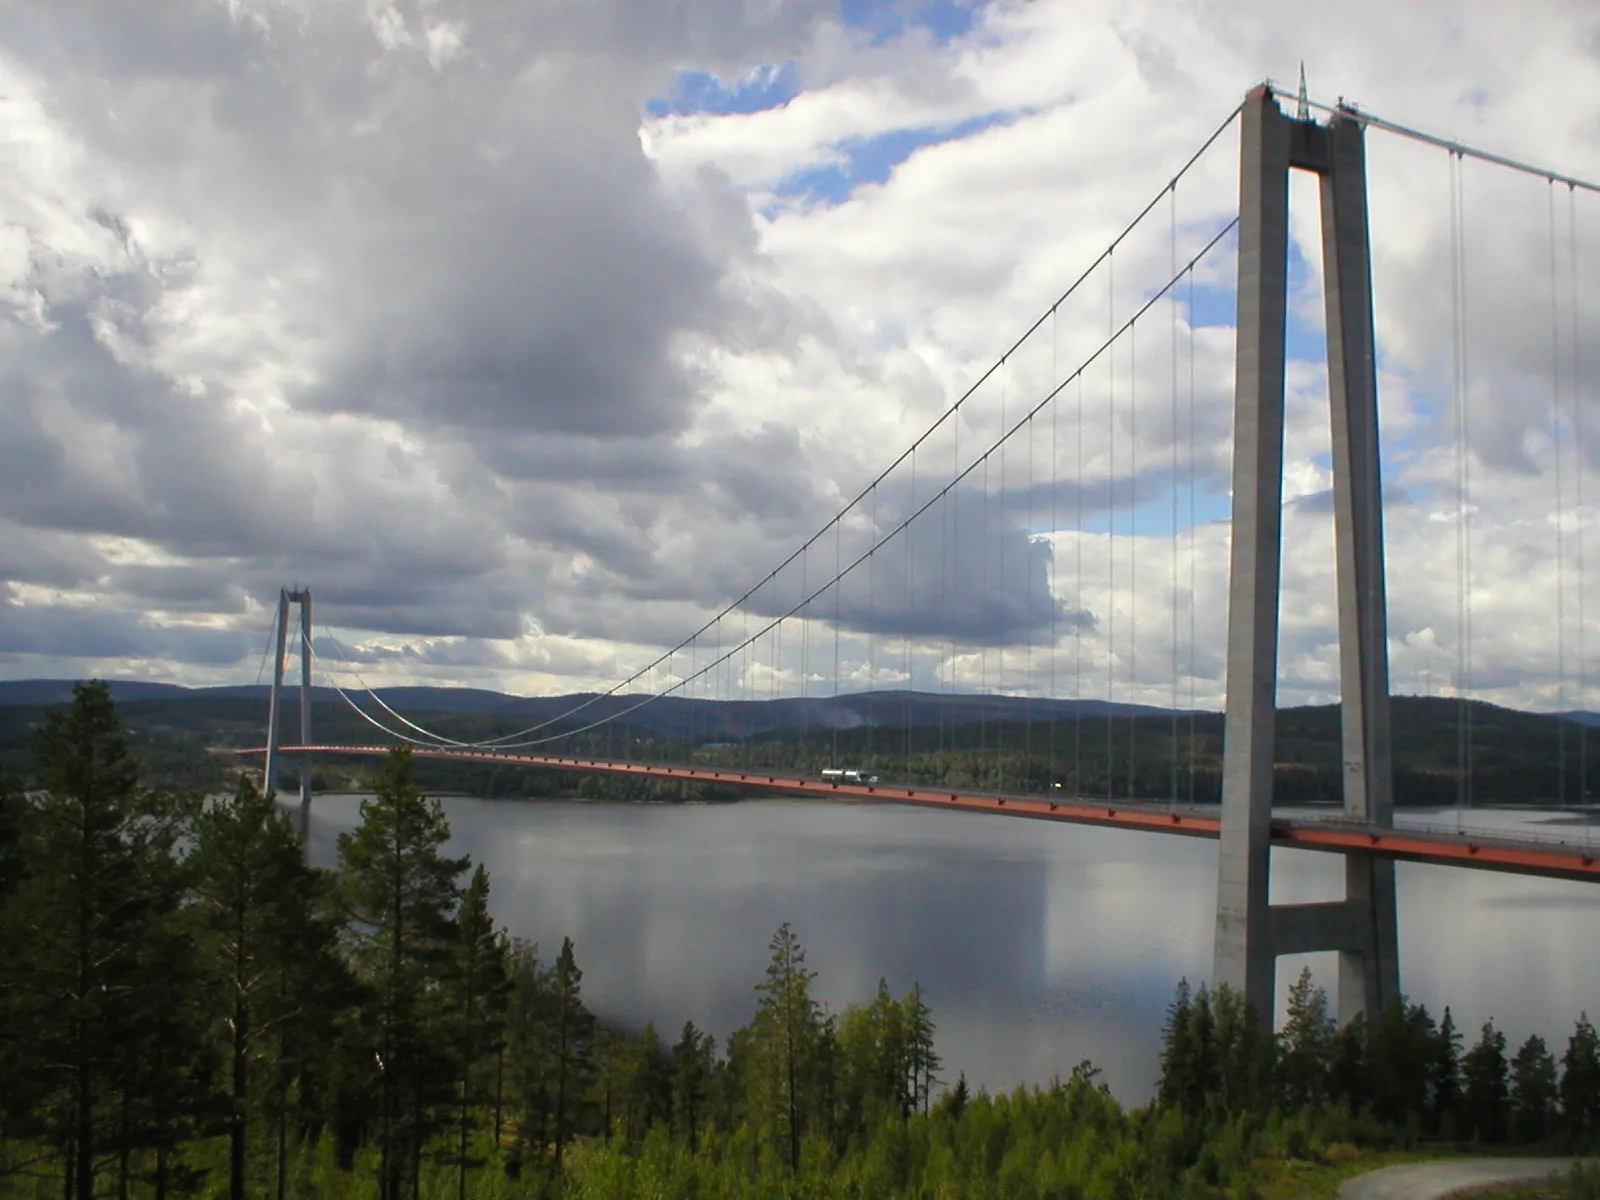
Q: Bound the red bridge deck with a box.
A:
[253,744,1600,884]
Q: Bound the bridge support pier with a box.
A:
[263,586,314,842]
[1213,86,1399,1027]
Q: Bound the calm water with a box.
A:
[302,796,1600,1102]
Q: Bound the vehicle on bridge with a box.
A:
[822,767,879,784]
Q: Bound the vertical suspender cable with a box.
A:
[1570,186,1590,814]
[1550,180,1568,805]
[1107,250,1118,799]
[1450,150,1474,818]
[1075,372,1084,797]
[906,448,916,781]
[940,409,953,755]
[1129,315,1139,798]
[1170,184,1181,807]
[1050,305,1061,790]
[833,518,842,768]
[869,486,878,774]
[1187,268,1198,802]
[972,454,985,784]
[800,541,809,770]
[998,358,1008,791]
[1025,412,1035,789]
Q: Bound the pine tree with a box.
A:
[189,773,339,1200]
[616,1024,670,1143]
[1278,969,1333,1110]
[902,982,940,1117]
[1509,1035,1559,1144]
[7,682,196,1200]
[336,746,469,1200]
[1365,998,1437,1128]
[449,865,508,1200]
[1561,1014,1600,1141]
[1462,1020,1510,1143]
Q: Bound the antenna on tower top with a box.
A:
[1297,62,1310,121]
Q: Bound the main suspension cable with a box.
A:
[386,103,1247,750]
[406,220,1242,754]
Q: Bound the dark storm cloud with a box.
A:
[0,604,249,666]
[734,483,1084,646]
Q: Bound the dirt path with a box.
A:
[1338,1159,1572,1200]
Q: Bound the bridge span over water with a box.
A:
[260,743,1600,887]
[250,84,1600,1027]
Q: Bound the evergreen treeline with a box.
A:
[1156,973,1600,1152]
[2,683,1597,1200]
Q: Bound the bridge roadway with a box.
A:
[260,744,1600,884]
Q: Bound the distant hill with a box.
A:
[1,679,1595,805]
[0,680,1177,738]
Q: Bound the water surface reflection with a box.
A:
[304,796,1600,1101]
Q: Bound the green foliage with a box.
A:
[337,746,472,1198]
[1562,1015,1600,1142]
[6,683,1600,1200]
[1463,1020,1511,1143]
[1510,1035,1559,1144]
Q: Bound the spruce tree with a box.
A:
[1509,1035,1559,1144]
[1431,1007,1464,1134]
[1561,1013,1600,1142]
[1157,979,1195,1110]
[670,1022,715,1152]
[336,746,468,1200]
[1462,1020,1510,1143]
[548,937,595,1169]
[1365,998,1437,1128]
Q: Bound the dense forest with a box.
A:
[0,686,1595,807]
[1,683,1597,1199]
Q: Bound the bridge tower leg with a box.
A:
[262,586,315,842]
[1213,86,1400,1027]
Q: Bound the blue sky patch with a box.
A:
[842,0,978,45]
[646,62,801,119]
[767,110,1017,209]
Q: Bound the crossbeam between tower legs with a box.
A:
[1213,86,1400,1027]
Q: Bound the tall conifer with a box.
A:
[336,747,468,1200]
[189,773,338,1200]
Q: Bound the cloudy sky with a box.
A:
[1,0,1597,717]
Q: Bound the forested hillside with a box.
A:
[2,683,1592,806]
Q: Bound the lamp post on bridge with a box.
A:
[263,586,314,842]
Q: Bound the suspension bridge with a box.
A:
[244,84,1600,1026]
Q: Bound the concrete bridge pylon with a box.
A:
[1213,85,1400,1027]
[263,586,314,841]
